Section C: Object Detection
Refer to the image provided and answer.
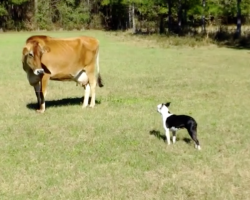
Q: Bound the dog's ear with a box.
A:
[165,102,171,107]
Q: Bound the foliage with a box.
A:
[0,5,8,16]
[0,0,248,31]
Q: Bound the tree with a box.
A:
[0,0,31,30]
[202,0,206,33]
[236,0,241,37]
[178,0,182,33]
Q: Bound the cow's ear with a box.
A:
[42,45,50,53]
[22,47,29,55]
[38,43,50,53]
[165,102,171,107]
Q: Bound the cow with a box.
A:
[22,35,104,113]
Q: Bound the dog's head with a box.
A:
[157,102,171,115]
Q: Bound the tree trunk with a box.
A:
[159,15,164,34]
[34,0,38,29]
[178,0,182,34]
[168,0,172,33]
[183,0,187,29]
[132,3,136,33]
[128,4,131,29]
[202,0,206,33]
[236,0,241,38]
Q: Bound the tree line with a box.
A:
[0,0,248,36]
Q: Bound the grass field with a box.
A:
[0,30,250,200]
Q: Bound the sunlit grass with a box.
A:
[0,30,249,199]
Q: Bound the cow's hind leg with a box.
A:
[187,122,201,150]
[82,84,90,108]
[88,72,97,108]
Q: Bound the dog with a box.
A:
[157,102,201,150]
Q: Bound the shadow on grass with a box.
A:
[26,97,101,110]
[182,138,191,143]
[149,130,192,144]
[149,130,166,141]
[111,28,250,50]
[206,29,250,50]
[214,34,250,50]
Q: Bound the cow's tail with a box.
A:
[96,47,104,87]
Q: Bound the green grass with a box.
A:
[0,30,250,200]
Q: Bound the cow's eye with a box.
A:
[28,52,34,57]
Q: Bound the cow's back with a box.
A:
[25,35,99,75]
[26,35,52,47]
[78,36,99,52]
[26,35,99,52]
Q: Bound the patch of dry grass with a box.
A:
[0,30,249,199]
[106,31,216,49]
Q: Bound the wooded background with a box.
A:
[0,0,248,36]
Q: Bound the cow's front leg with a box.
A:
[34,82,45,113]
[82,84,90,108]
[34,74,49,113]
[34,83,41,109]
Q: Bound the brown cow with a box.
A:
[22,35,104,113]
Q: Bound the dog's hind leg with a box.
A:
[172,131,176,144]
[165,128,171,145]
[187,123,201,150]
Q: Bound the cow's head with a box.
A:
[22,41,50,75]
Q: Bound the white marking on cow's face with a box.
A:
[34,69,44,75]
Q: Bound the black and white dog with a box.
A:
[157,102,201,150]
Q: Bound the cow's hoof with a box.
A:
[82,105,88,109]
[89,105,95,108]
[36,109,45,113]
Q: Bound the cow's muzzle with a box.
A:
[34,69,44,75]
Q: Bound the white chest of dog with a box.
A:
[157,102,201,150]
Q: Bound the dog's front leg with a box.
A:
[165,128,171,145]
[172,131,176,144]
